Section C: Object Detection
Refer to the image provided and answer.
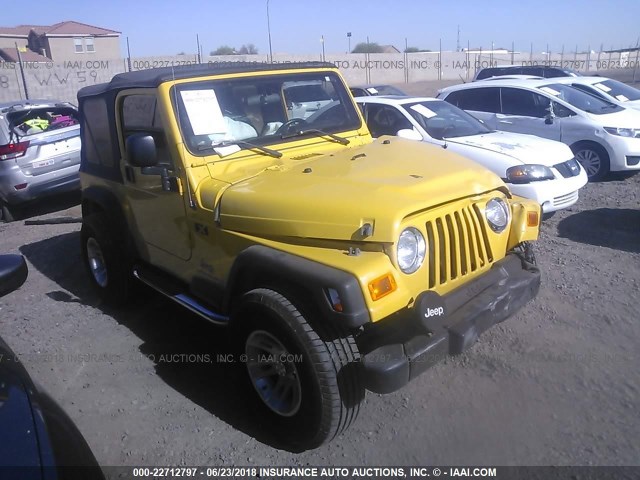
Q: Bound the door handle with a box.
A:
[498,120,513,124]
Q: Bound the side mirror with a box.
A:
[544,113,555,125]
[126,134,158,167]
[396,128,422,141]
[0,254,28,297]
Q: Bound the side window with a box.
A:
[81,97,115,167]
[501,87,550,117]
[121,94,171,166]
[447,88,500,113]
[365,104,413,137]
[552,101,575,118]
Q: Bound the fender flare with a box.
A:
[225,245,370,329]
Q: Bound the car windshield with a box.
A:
[538,83,623,114]
[173,71,361,155]
[371,85,407,96]
[591,79,640,102]
[402,100,491,139]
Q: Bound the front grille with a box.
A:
[425,204,493,288]
[553,190,578,207]
[554,159,581,178]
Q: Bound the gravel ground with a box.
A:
[1,72,640,471]
[1,173,638,470]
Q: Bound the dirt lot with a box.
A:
[1,73,640,471]
[1,174,638,470]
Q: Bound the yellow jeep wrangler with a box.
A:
[77,62,541,449]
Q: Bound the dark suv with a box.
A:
[474,65,582,81]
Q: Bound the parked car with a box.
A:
[474,65,582,81]
[349,84,407,97]
[548,76,640,111]
[77,61,541,449]
[438,78,640,180]
[0,100,81,222]
[0,254,103,478]
[355,95,587,214]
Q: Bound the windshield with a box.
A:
[591,79,640,102]
[538,83,623,115]
[173,71,361,155]
[403,100,491,139]
[371,85,407,96]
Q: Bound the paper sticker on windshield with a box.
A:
[180,90,227,136]
[616,94,629,102]
[594,83,612,92]
[366,87,379,94]
[540,87,560,96]
[410,104,437,118]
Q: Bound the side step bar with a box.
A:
[133,265,229,325]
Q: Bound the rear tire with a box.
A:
[81,213,133,305]
[1,201,17,223]
[571,142,610,181]
[233,288,363,450]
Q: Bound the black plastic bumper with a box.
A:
[359,251,540,394]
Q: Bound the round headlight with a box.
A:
[485,198,510,233]
[397,227,426,274]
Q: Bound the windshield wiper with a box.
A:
[198,140,282,158]
[281,128,350,145]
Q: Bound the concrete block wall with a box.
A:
[1,50,638,105]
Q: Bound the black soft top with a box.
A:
[77,61,337,99]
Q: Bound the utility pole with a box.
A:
[456,25,460,52]
[347,32,351,54]
[15,42,29,100]
[266,0,273,63]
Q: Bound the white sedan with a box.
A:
[549,76,640,111]
[355,95,588,214]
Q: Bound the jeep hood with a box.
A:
[216,138,506,242]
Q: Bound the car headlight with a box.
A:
[603,127,639,138]
[505,164,555,183]
[397,227,426,274]
[485,198,510,233]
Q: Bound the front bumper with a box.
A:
[358,248,540,394]
[604,135,640,172]
[508,169,588,213]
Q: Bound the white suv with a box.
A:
[438,78,640,180]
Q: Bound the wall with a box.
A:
[1,50,639,105]
[0,37,29,50]
[45,36,121,62]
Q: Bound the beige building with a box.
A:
[0,21,120,62]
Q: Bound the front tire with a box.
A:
[572,142,610,181]
[233,288,363,450]
[81,214,133,305]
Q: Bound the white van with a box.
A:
[438,78,640,180]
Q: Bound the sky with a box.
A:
[3,0,640,57]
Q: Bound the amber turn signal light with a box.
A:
[527,211,539,227]
[368,273,397,301]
